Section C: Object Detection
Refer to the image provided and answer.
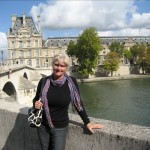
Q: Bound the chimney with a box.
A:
[11,14,17,28]
[22,13,26,27]
[37,15,41,33]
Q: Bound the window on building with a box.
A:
[13,60,16,64]
[36,59,39,67]
[28,59,32,66]
[19,41,22,48]
[12,52,14,58]
[28,50,31,58]
[35,40,38,47]
[14,51,16,58]
[45,58,49,67]
[20,50,24,58]
[27,41,30,47]
[45,50,48,56]
[12,51,16,58]
[36,49,39,56]
[12,41,15,48]
[51,50,54,57]
[58,43,61,48]
[50,57,53,65]
[20,59,23,64]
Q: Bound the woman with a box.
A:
[33,54,103,150]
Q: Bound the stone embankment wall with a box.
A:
[77,74,150,83]
[0,100,150,150]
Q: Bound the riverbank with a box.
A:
[77,74,150,83]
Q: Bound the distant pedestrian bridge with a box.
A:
[0,65,52,106]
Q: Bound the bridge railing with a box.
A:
[0,100,150,150]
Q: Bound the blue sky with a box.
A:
[0,0,150,59]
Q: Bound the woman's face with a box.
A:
[52,60,67,80]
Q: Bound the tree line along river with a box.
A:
[76,78,150,127]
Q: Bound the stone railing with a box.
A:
[0,100,150,150]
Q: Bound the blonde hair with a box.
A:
[52,54,70,68]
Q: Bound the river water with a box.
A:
[77,78,150,127]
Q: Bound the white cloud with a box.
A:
[130,13,150,29]
[98,28,150,37]
[0,32,8,60]
[30,0,150,36]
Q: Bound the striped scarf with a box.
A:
[41,74,83,128]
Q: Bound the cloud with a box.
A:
[0,32,8,60]
[30,0,150,36]
[98,28,150,37]
[130,13,150,29]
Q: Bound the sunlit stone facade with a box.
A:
[8,13,43,67]
[7,13,150,68]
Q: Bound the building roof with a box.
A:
[44,37,76,47]
[9,17,39,35]
[44,36,150,47]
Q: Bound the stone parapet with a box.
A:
[0,100,150,150]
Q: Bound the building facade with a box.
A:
[7,13,150,68]
[8,13,43,67]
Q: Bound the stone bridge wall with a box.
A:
[0,66,42,105]
[0,100,150,150]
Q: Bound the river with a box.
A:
[77,78,150,127]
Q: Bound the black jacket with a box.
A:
[33,76,90,128]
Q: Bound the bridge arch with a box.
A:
[2,81,17,102]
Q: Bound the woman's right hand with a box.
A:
[35,100,43,109]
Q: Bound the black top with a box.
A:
[33,76,90,128]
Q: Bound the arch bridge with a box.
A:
[0,65,43,106]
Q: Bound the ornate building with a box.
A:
[7,13,68,68]
[7,13,150,68]
[8,13,43,67]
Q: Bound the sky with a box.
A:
[0,0,150,60]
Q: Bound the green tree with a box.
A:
[123,49,132,64]
[109,41,124,57]
[130,44,140,64]
[67,40,77,66]
[68,27,102,78]
[143,43,150,73]
[67,40,76,57]
[145,53,150,73]
[103,52,120,76]
[136,43,147,74]
[146,43,150,53]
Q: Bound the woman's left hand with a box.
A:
[86,123,104,134]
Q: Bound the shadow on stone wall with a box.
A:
[1,108,91,150]
[95,66,110,77]
[129,65,140,74]
[1,106,150,150]
[69,66,110,78]
[2,107,41,150]
[69,120,92,135]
